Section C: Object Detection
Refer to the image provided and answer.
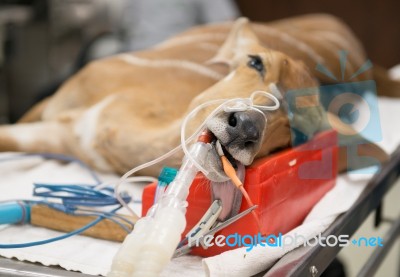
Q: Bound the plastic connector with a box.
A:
[158,167,178,184]
[154,167,178,204]
[0,201,31,225]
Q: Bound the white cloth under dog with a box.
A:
[0,69,400,276]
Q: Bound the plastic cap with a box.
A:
[158,167,178,184]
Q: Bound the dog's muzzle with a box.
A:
[206,109,266,168]
[225,110,264,151]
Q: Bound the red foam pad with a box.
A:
[142,131,338,257]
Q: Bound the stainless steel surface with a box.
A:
[0,257,94,277]
[357,213,400,277]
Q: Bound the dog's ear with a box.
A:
[207,17,259,68]
[325,112,389,173]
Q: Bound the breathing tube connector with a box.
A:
[107,131,212,277]
[108,88,281,276]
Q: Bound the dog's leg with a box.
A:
[0,122,66,154]
[0,121,115,173]
[18,98,50,123]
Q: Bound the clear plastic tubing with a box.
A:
[107,132,211,277]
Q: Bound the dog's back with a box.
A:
[0,14,395,174]
[21,14,373,123]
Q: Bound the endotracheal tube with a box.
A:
[108,87,280,277]
[108,131,212,277]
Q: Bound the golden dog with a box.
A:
[0,14,393,182]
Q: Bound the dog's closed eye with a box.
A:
[247,55,265,77]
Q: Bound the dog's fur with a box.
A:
[0,14,393,181]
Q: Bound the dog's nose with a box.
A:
[227,111,264,148]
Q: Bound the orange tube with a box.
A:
[220,156,262,232]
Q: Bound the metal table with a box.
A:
[0,257,93,277]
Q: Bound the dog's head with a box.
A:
[187,18,388,183]
[186,18,320,181]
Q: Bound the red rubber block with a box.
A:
[142,130,338,257]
